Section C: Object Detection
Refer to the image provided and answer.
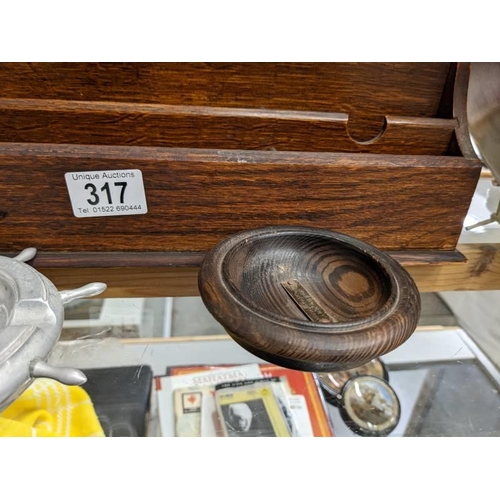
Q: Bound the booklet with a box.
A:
[215,381,290,437]
[156,363,263,437]
[214,377,300,437]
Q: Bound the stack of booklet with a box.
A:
[155,363,334,437]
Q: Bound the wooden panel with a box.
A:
[437,62,457,119]
[453,62,477,159]
[35,244,500,297]
[0,143,480,253]
[0,63,450,141]
[42,267,202,298]
[0,249,465,269]
[410,243,500,292]
[0,99,456,155]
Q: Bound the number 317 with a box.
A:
[84,182,127,206]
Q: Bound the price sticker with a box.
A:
[65,170,148,218]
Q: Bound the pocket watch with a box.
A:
[317,358,400,436]
[317,358,389,406]
[339,375,400,437]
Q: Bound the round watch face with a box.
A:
[340,375,400,437]
[317,358,389,406]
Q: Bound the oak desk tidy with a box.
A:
[0,63,487,370]
[0,63,481,262]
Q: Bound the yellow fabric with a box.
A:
[0,379,105,437]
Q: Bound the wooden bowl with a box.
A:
[199,226,421,372]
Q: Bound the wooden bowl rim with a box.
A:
[200,225,407,334]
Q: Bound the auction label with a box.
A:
[65,170,148,218]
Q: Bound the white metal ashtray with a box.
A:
[0,248,106,410]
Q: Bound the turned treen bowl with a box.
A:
[199,226,421,372]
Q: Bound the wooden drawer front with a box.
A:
[0,143,480,254]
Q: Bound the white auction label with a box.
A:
[65,170,148,218]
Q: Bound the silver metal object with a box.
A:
[60,282,107,305]
[467,63,500,183]
[465,196,500,231]
[13,247,37,263]
[465,63,500,231]
[281,279,333,323]
[30,358,88,385]
[0,248,107,411]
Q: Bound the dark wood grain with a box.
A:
[0,249,465,269]
[388,250,466,265]
[0,143,481,254]
[198,226,421,371]
[453,62,477,159]
[437,62,457,119]
[23,252,206,268]
[0,63,450,141]
[0,99,457,155]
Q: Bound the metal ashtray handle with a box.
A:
[60,282,107,305]
[0,248,107,410]
[30,358,88,386]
